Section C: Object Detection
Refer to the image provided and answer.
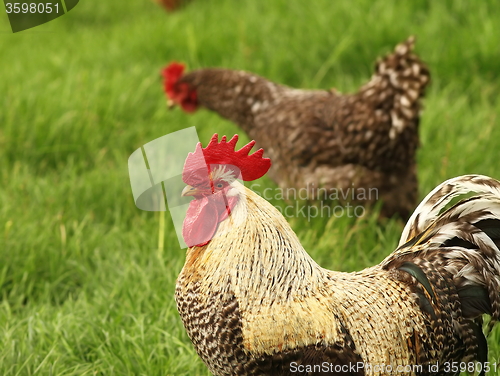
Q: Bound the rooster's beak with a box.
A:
[181,185,199,197]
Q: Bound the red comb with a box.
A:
[162,62,185,95]
[183,134,271,183]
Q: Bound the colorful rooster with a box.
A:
[175,134,500,376]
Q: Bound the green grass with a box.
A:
[1,0,500,374]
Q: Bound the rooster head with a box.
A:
[181,134,271,247]
[162,62,198,113]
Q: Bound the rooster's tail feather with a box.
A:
[382,175,500,369]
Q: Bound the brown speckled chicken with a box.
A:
[164,37,430,218]
[153,0,185,11]
[176,134,500,376]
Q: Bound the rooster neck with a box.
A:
[179,184,326,300]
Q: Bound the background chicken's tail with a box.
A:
[360,36,430,140]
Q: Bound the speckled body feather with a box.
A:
[175,37,430,218]
[176,175,500,375]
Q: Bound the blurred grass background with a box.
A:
[1,0,499,374]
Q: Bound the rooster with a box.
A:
[176,133,500,376]
[164,37,430,218]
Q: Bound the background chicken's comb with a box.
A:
[184,134,271,182]
[162,62,185,93]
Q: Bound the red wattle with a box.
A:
[182,191,238,247]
